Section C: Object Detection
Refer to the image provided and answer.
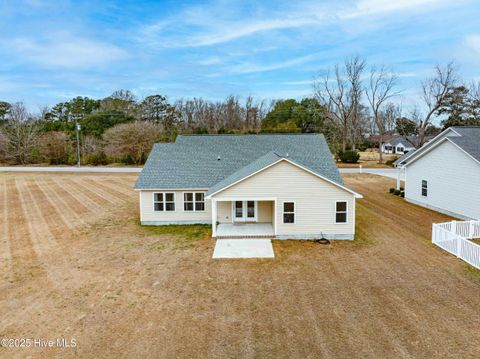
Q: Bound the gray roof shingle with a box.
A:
[449,127,480,163]
[134,134,343,190]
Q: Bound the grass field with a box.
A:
[1,172,479,358]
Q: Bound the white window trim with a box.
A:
[153,192,176,212]
[334,200,348,224]
[182,191,206,212]
[231,200,258,222]
[282,201,296,224]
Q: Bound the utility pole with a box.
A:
[75,121,81,167]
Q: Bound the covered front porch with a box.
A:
[216,222,275,239]
[211,198,277,239]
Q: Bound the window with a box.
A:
[183,192,205,211]
[421,180,428,197]
[154,192,175,212]
[335,201,347,223]
[397,147,404,152]
[283,202,295,223]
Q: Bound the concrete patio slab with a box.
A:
[212,239,275,259]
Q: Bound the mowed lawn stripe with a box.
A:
[68,177,123,206]
[82,177,135,203]
[52,176,105,214]
[8,178,51,283]
[30,177,78,233]
[35,176,88,228]
[0,176,13,281]
[45,176,92,215]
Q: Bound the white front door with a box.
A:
[233,201,257,222]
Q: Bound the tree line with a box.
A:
[0,58,479,165]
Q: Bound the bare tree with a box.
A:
[346,56,367,150]
[417,62,457,146]
[315,56,366,151]
[0,129,7,162]
[3,102,40,164]
[103,121,163,164]
[38,131,73,164]
[365,66,399,163]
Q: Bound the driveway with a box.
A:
[212,239,275,259]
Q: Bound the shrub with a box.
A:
[338,150,360,163]
[389,188,395,193]
[400,192,405,198]
[394,189,401,195]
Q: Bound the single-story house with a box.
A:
[397,126,480,220]
[134,134,362,240]
[381,136,416,154]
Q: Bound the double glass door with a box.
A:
[234,201,256,222]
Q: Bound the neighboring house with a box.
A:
[134,134,362,240]
[381,136,416,154]
[398,126,480,220]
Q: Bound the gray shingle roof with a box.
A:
[393,149,416,166]
[449,127,480,163]
[385,136,415,147]
[134,134,343,190]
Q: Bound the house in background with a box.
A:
[134,134,362,240]
[397,126,480,220]
[381,136,416,154]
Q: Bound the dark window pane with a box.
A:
[336,212,347,223]
[195,193,204,201]
[247,201,255,217]
[336,201,347,212]
[165,193,174,202]
[184,193,193,201]
[195,202,205,211]
[154,193,163,202]
[154,202,164,211]
[283,213,295,223]
[165,202,175,211]
[184,202,193,211]
[283,202,294,212]
[422,189,428,197]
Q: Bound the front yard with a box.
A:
[0,172,479,358]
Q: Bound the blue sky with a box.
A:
[1,0,480,111]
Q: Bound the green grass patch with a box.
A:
[138,222,212,240]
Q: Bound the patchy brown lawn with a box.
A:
[0,172,479,358]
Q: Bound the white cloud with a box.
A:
[226,52,323,74]
[138,0,454,49]
[464,34,480,55]
[341,0,447,19]
[9,34,127,68]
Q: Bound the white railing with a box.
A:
[432,221,480,269]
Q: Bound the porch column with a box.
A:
[396,167,401,190]
[212,199,217,238]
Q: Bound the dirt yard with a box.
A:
[1,172,479,358]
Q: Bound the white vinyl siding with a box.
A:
[213,161,355,236]
[140,190,211,223]
[405,140,480,220]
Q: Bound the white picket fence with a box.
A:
[432,221,480,269]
